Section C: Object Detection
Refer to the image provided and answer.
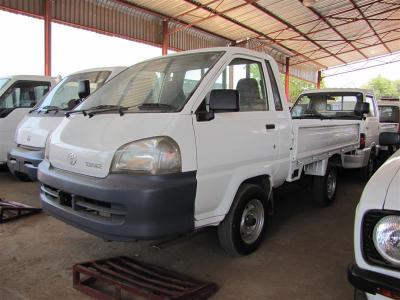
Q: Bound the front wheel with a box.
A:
[218,184,267,256]
[360,153,376,181]
[313,165,337,207]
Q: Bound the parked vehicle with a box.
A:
[38,47,375,256]
[348,132,400,300]
[8,67,125,181]
[0,75,55,167]
[292,88,380,180]
[378,98,400,158]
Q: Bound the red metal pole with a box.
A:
[285,57,290,101]
[44,0,52,76]
[317,70,322,89]
[162,20,169,55]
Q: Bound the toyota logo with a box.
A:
[67,152,78,166]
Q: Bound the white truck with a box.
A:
[0,75,55,167]
[378,98,400,158]
[292,88,380,181]
[348,132,400,300]
[38,47,375,256]
[8,67,125,181]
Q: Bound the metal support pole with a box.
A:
[317,70,322,89]
[285,57,290,100]
[44,0,52,76]
[162,20,169,55]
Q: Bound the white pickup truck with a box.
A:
[348,132,400,300]
[292,88,380,180]
[7,67,125,181]
[378,99,400,158]
[38,47,375,256]
[0,75,55,166]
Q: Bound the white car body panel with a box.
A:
[0,75,55,163]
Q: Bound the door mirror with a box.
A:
[354,102,370,116]
[380,132,400,146]
[78,80,90,99]
[209,89,239,112]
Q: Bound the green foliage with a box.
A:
[280,74,317,102]
[361,75,400,100]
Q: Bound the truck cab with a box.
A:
[348,132,400,300]
[292,88,380,180]
[8,67,125,181]
[0,75,55,167]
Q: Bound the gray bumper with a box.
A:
[38,161,196,241]
[7,147,44,181]
[342,148,371,169]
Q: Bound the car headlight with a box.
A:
[373,215,400,266]
[111,136,181,175]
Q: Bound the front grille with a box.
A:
[362,210,400,271]
[41,185,125,223]
[18,144,43,151]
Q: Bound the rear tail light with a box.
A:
[359,133,366,149]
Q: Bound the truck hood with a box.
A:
[48,113,176,178]
[383,152,400,210]
[360,150,400,210]
[16,115,63,148]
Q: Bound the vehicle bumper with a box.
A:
[348,263,400,299]
[343,148,371,169]
[38,160,197,241]
[7,146,44,181]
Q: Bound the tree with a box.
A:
[362,75,399,100]
[280,75,317,102]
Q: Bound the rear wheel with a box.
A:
[360,152,376,181]
[313,165,337,207]
[218,184,267,256]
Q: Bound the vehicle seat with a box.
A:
[236,78,264,111]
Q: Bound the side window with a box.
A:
[0,81,50,109]
[211,58,268,112]
[265,61,283,111]
[366,96,376,117]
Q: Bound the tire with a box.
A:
[218,184,267,256]
[313,165,337,207]
[360,152,376,182]
[353,288,368,300]
[14,172,32,182]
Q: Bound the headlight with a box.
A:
[111,136,181,175]
[373,215,400,266]
[44,134,52,161]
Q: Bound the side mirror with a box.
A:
[78,80,90,99]
[354,102,370,116]
[209,89,239,112]
[380,132,400,146]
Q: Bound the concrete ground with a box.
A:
[0,168,363,300]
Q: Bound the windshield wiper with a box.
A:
[29,105,61,114]
[65,105,121,118]
[87,105,128,118]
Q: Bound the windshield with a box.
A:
[79,52,223,113]
[36,71,111,110]
[291,92,363,119]
[379,105,399,123]
[0,78,10,90]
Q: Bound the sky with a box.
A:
[1,10,400,87]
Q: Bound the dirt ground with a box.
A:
[0,168,363,300]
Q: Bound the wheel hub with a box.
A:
[240,199,265,244]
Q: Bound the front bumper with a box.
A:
[343,148,371,169]
[38,161,197,241]
[348,264,400,298]
[7,146,44,181]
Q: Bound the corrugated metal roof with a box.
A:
[1,0,399,83]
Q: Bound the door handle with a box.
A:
[266,124,276,130]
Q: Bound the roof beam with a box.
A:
[349,0,391,53]
[299,1,368,60]
[245,0,347,64]
[180,0,326,68]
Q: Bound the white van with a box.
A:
[348,132,400,300]
[292,89,380,180]
[8,67,125,181]
[378,99,400,157]
[38,48,376,256]
[0,75,55,167]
